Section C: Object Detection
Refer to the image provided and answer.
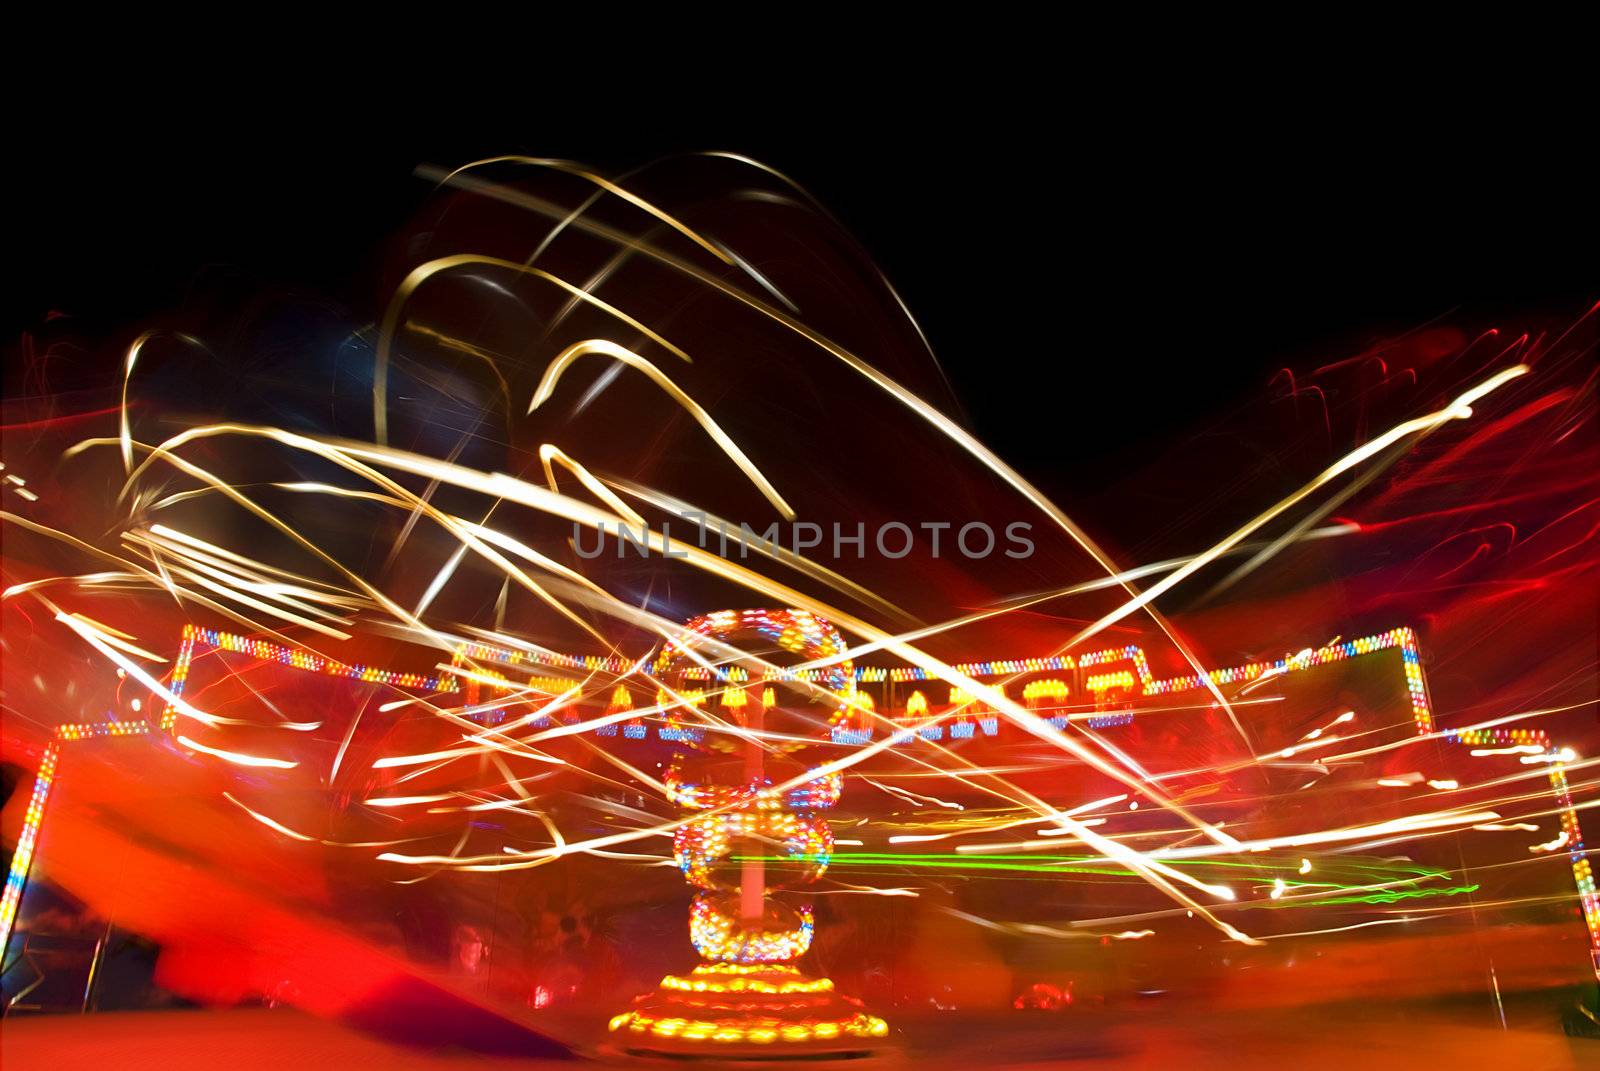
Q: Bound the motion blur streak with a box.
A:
[1,152,1594,1060]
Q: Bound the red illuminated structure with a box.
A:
[604,609,890,1055]
[3,618,1595,1034]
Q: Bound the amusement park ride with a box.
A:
[2,608,1595,1055]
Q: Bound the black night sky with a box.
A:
[8,88,1596,545]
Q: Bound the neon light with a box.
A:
[658,964,834,994]
[1450,726,1596,974]
[197,627,443,691]
[688,896,815,963]
[611,609,887,1052]
[886,654,1075,683]
[608,1006,887,1045]
[0,627,198,954]
[1085,670,1137,695]
[0,742,57,952]
[8,621,1593,990]
[1022,678,1070,705]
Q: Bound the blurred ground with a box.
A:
[3,990,1594,1070]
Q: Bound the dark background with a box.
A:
[7,81,1596,504]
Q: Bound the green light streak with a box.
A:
[732,848,1477,912]
[1286,884,1481,906]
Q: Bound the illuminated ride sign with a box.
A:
[3,620,1593,1016]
